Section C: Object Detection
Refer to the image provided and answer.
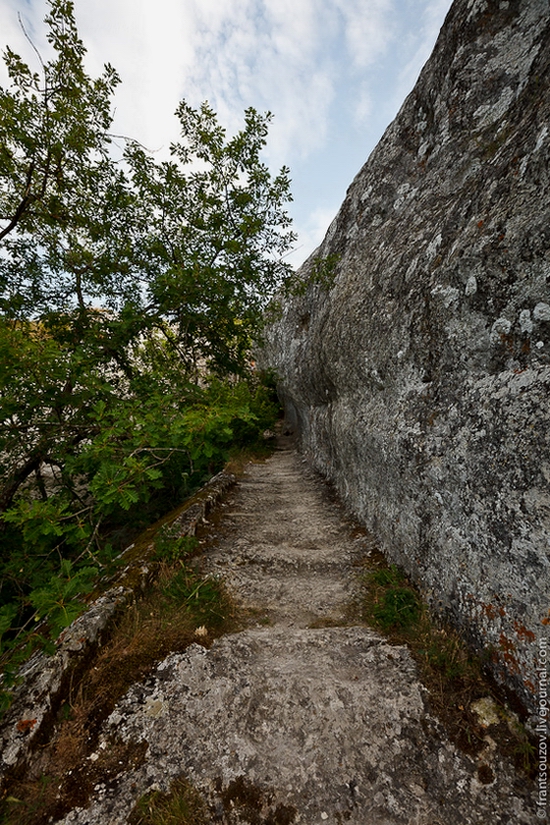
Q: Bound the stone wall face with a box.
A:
[264,0,550,715]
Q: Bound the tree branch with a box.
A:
[0,161,35,241]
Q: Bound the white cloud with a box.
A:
[0,0,452,269]
[0,1,28,53]
[335,0,394,69]
[179,0,338,163]
[0,1,49,79]
[74,0,197,151]
[354,80,374,125]
[0,0,411,163]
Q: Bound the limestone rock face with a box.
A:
[264,0,550,714]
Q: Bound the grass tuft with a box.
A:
[152,530,199,564]
[363,565,421,631]
[161,567,231,630]
[359,557,538,776]
[128,777,211,825]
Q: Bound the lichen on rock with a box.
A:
[263,0,550,717]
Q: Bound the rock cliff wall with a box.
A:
[264,0,550,715]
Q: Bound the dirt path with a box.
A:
[59,440,537,825]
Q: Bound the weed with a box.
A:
[162,567,233,630]
[510,720,537,774]
[373,586,421,630]
[363,565,420,631]
[420,630,474,681]
[152,530,198,564]
[369,565,404,587]
[358,556,537,775]
[128,777,211,825]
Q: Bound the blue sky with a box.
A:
[0,0,452,267]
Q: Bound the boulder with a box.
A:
[264,0,550,717]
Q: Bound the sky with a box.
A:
[0,0,453,268]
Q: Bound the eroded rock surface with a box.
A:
[263,0,550,715]
[56,444,537,824]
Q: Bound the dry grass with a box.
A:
[0,559,239,825]
[128,777,212,825]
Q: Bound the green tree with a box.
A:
[0,0,292,654]
[0,0,130,315]
[125,101,294,377]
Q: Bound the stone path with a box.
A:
[202,439,367,628]
[59,440,537,824]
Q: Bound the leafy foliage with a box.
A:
[0,0,290,679]
[28,560,98,637]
